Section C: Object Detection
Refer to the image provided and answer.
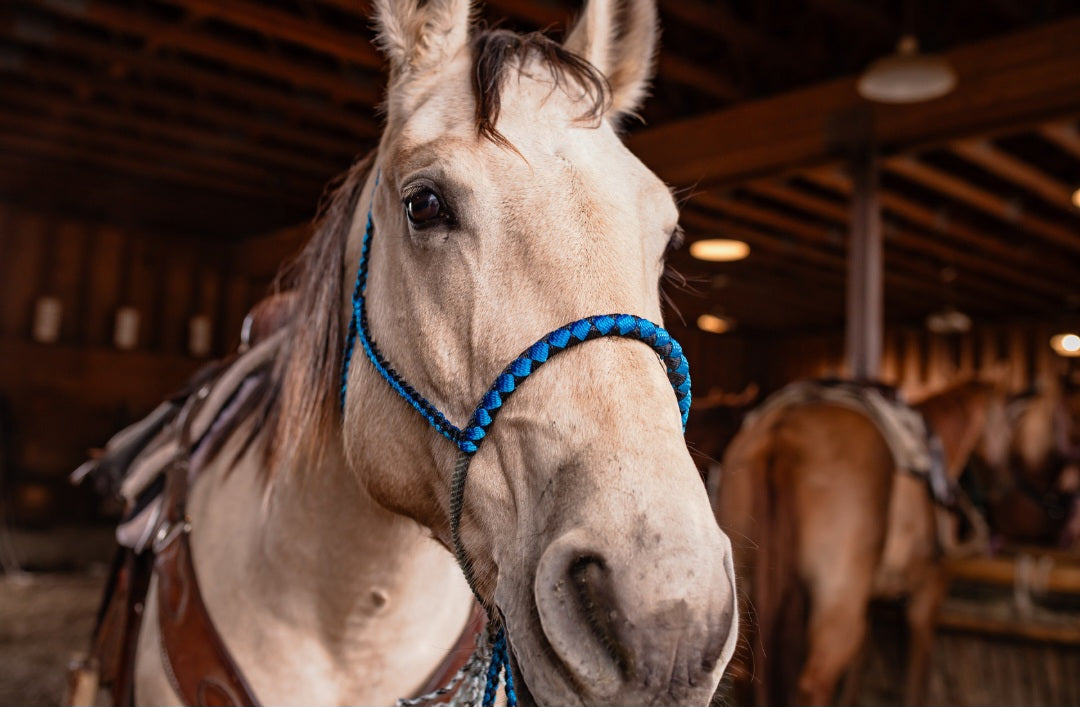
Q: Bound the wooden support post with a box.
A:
[845,142,883,380]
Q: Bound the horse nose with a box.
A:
[534,528,736,702]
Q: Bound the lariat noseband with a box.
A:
[340,170,692,706]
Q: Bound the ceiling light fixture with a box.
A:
[1071,186,1080,210]
[689,239,750,262]
[1051,333,1080,357]
[925,306,971,334]
[697,313,734,335]
[857,35,957,104]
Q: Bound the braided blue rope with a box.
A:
[340,171,465,443]
[341,174,691,707]
[482,626,516,707]
[456,313,690,455]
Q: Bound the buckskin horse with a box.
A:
[712,379,1007,706]
[72,1,739,705]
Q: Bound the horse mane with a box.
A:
[230,28,610,473]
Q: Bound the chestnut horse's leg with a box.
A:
[835,626,870,706]
[797,595,870,706]
[903,567,948,706]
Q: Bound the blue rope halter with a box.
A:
[340,170,692,706]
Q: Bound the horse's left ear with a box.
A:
[564,0,659,120]
[373,0,472,80]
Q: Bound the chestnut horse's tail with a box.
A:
[749,413,806,707]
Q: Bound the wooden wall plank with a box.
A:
[84,226,125,347]
[159,245,196,354]
[0,210,47,339]
[196,249,223,357]
[124,235,163,351]
[50,220,89,344]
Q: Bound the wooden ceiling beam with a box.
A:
[0,132,291,202]
[661,0,808,76]
[743,179,1068,309]
[482,0,565,27]
[696,189,1071,300]
[32,0,378,104]
[0,111,321,200]
[166,0,380,68]
[950,138,1077,215]
[805,0,896,46]
[683,211,1021,324]
[781,170,1080,285]
[0,66,358,162]
[628,17,1080,188]
[883,155,1080,253]
[674,249,845,309]
[1039,121,1080,161]
[0,86,337,179]
[658,54,742,102]
[5,13,379,140]
[0,154,306,237]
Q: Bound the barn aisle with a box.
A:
[0,572,105,706]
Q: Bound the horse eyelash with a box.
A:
[660,225,689,325]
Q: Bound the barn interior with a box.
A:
[1,0,1080,704]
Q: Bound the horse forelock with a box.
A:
[471,28,611,151]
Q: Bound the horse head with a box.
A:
[323,1,738,703]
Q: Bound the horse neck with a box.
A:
[187,399,474,702]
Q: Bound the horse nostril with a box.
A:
[568,555,633,677]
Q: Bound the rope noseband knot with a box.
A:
[341,170,692,706]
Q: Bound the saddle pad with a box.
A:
[745,380,952,504]
[73,331,285,552]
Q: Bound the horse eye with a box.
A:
[404,189,443,224]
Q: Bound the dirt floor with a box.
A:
[0,571,107,706]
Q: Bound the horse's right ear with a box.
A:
[373,0,472,79]
[564,0,659,121]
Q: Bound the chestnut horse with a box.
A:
[972,375,1080,548]
[713,380,1006,706]
[115,1,738,705]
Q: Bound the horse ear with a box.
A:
[564,0,659,120]
[373,0,472,78]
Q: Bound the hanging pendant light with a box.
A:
[857,35,957,104]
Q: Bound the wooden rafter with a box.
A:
[0,111,321,199]
[0,86,338,178]
[950,138,1077,215]
[883,155,1079,253]
[164,0,381,68]
[659,54,741,102]
[805,0,895,46]
[32,0,379,104]
[1039,122,1080,161]
[784,169,1080,285]
[680,209,1021,314]
[628,17,1080,188]
[661,0,809,77]
[741,178,1067,309]
[694,190,1071,300]
[4,13,379,140]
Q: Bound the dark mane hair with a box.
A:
[254,152,373,468]
[472,28,611,150]
[248,28,610,470]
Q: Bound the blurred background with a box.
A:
[1,0,1079,704]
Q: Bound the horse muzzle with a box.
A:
[520,525,738,705]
